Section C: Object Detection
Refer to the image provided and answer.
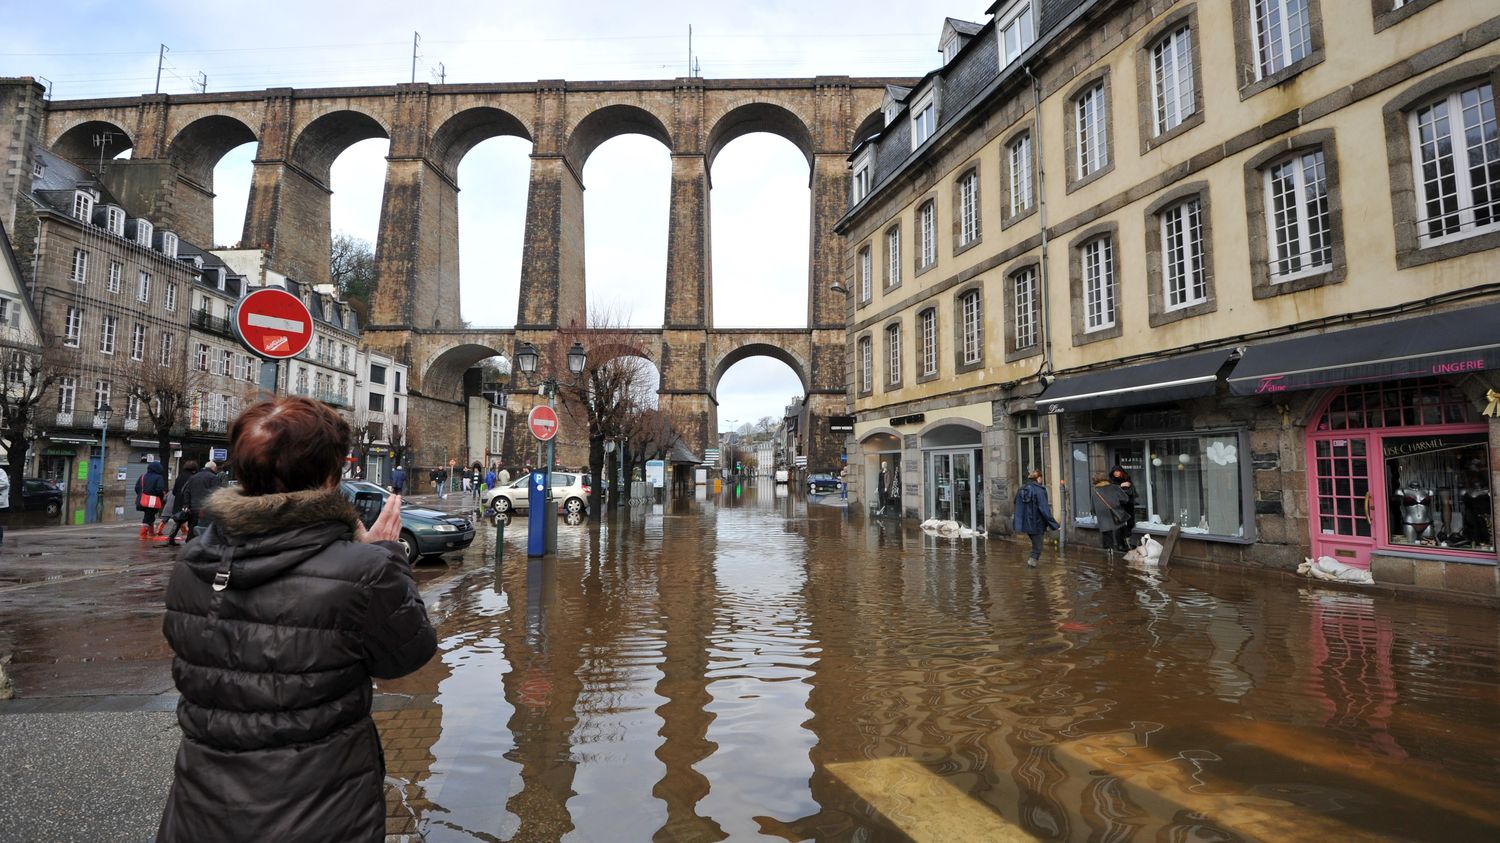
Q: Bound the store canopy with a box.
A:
[1228,302,1500,396]
[1038,349,1234,414]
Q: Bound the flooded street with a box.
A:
[377,482,1500,842]
[3,483,1499,841]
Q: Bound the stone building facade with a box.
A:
[836,0,1500,597]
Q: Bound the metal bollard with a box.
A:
[494,512,504,565]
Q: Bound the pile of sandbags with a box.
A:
[919,519,987,538]
[1122,534,1163,566]
[1297,556,1374,585]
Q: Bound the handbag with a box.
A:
[138,493,164,510]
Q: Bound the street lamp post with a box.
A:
[514,341,587,556]
[89,402,112,524]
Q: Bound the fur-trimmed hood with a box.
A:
[204,486,360,537]
[183,487,364,591]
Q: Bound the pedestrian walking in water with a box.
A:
[156,396,436,842]
[1090,473,1132,552]
[1012,469,1060,567]
[163,459,199,546]
[178,460,223,540]
[135,461,167,539]
[390,464,406,495]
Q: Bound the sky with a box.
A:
[5,0,977,431]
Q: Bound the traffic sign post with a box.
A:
[233,288,314,360]
[527,405,559,441]
[527,403,562,556]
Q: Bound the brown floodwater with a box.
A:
[370,480,1499,842]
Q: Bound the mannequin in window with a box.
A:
[1461,476,1492,546]
[1396,480,1436,542]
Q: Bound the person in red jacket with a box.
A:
[156,397,436,842]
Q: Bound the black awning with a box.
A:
[1228,302,1500,396]
[1039,349,1234,414]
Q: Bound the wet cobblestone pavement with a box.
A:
[2,482,1499,841]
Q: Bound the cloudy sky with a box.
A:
[5,0,977,431]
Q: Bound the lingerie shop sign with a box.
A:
[1382,433,1486,459]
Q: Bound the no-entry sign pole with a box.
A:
[232,287,314,361]
[527,403,560,557]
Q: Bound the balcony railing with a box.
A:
[190,309,233,338]
[190,418,229,433]
[315,390,352,408]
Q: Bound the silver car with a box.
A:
[485,472,591,516]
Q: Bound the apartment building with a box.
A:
[354,347,409,485]
[836,0,1499,594]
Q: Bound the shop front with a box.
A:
[858,431,903,519]
[920,422,985,531]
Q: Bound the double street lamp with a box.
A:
[514,341,587,555]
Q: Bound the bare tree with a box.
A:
[0,331,60,491]
[122,354,207,469]
[330,233,376,324]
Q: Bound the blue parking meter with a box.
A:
[527,470,548,557]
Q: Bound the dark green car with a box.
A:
[339,481,475,563]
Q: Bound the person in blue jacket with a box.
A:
[1012,469,1060,567]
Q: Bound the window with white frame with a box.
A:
[859,337,873,393]
[1410,83,1500,246]
[0,298,12,329]
[94,379,110,413]
[886,226,901,287]
[919,308,937,377]
[159,232,178,258]
[1152,25,1195,135]
[64,306,81,346]
[911,92,936,148]
[70,248,88,283]
[130,323,145,360]
[1161,197,1208,309]
[105,206,124,235]
[962,288,985,363]
[1009,132,1033,217]
[886,323,901,386]
[126,393,140,420]
[137,270,151,303]
[1265,148,1332,279]
[159,333,174,366]
[1075,82,1109,178]
[919,201,936,267]
[942,37,961,65]
[859,246,873,302]
[72,192,93,222]
[98,315,116,354]
[1012,270,1036,350]
[31,159,43,178]
[852,158,872,203]
[107,261,121,293]
[998,1,1035,66]
[218,348,231,376]
[1082,236,1116,331]
[1252,0,1312,79]
[134,219,153,248]
[57,376,75,415]
[296,367,309,395]
[958,170,980,245]
[196,343,209,372]
[164,282,176,312]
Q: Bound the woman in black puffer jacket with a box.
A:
[157,396,435,842]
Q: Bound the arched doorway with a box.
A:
[921,422,985,530]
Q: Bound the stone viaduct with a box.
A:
[32,77,902,470]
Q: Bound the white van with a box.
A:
[774,469,789,484]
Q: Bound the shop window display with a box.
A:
[1070,431,1247,540]
[1383,435,1491,551]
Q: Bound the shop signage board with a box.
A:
[233,288,314,360]
[528,405,559,441]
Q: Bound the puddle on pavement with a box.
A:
[361,480,1500,841]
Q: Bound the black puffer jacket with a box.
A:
[157,486,436,843]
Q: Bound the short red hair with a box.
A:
[229,397,350,496]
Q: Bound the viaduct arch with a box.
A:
[38,76,906,472]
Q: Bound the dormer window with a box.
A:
[939,18,980,66]
[851,149,874,204]
[132,219,154,248]
[32,159,43,178]
[104,206,125,236]
[998,0,1036,66]
[158,231,178,259]
[942,38,961,64]
[72,191,94,222]
[910,90,937,149]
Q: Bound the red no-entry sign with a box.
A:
[233,288,314,359]
[528,405,559,441]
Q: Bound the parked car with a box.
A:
[339,480,475,563]
[807,473,841,494]
[484,472,591,516]
[12,478,63,516]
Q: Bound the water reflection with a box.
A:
[373,483,1500,841]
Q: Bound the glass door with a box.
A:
[927,450,980,530]
[952,452,973,528]
[1310,434,1377,569]
[928,453,953,521]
